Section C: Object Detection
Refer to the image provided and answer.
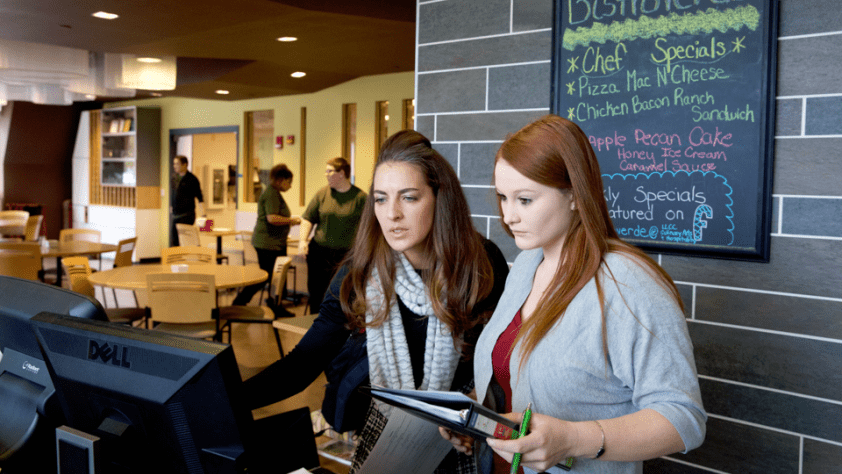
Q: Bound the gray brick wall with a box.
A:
[416,0,842,471]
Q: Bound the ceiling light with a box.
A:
[136,57,162,63]
[105,54,176,90]
[92,11,119,20]
[215,90,229,95]
[277,37,297,42]
[150,92,163,97]
[291,72,306,78]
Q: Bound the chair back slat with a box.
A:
[146,272,216,325]
[59,228,101,244]
[162,246,215,265]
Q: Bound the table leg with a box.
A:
[54,256,63,286]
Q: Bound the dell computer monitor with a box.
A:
[0,276,107,472]
[30,312,255,474]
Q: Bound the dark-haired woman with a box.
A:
[233,164,300,312]
[243,130,509,473]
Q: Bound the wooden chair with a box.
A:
[59,228,101,243]
[146,272,225,340]
[62,256,148,327]
[175,223,201,246]
[161,246,215,265]
[237,231,268,300]
[23,215,43,242]
[268,256,294,308]
[0,210,29,237]
[218,256,292,357]
[0,242,41,280]
[176,222,228,264]
[110,237,140,307]
[0,210,29,221]
[59,228,103,270]
[241,232,259,266]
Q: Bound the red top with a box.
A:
[491,310,522,413]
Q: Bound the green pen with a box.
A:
[510,402,532,474]
[509,403,574,472]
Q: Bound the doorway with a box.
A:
[169,126,239,239]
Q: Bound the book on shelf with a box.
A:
[108,120,119,134]
[359,385,519,440]
[122,118,132,132]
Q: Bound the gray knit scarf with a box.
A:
[365,253,461,417]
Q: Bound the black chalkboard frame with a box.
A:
[550,0,779,262]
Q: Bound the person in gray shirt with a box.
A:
[442,115,706,474]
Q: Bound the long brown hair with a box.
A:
[340,130,495,339]
[495,115,683,365]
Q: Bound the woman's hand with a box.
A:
[485,412,581,472]
[439,427,476,455]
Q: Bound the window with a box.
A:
[402,98,415,131]
[244,110,274,202]
[342,103,356,180]
[375,100,389,158]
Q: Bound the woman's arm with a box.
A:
[266,214,301,226]
[241,269,351,409]
[485,408,684,471]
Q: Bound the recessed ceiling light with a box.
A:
[277,37,297,42]
[92,11,119,20]
[136,57,162,63]
[291,72,306,78]
[215,90,230,95]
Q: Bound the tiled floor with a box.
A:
[74,257,350,474]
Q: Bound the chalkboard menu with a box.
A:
[551,0,778,261]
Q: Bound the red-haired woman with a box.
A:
[244,130,509,473]
[443,115,706,474]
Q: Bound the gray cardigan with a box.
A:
[474,249,706,474]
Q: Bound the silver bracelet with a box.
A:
[592,420,605,459]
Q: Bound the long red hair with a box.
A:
[495,115,683,366]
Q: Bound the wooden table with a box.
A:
[88,263,268,291]
[41,241,119,285]
[200,227,238,256]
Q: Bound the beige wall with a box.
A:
[108,71,414,250]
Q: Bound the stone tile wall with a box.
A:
[416,0,842,471]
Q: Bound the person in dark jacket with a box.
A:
[243,130,510,473]
[169,155,205,247]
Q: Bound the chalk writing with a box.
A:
[556,0,774,257]
[563,4,760,49]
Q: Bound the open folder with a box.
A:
[359,385,519,440]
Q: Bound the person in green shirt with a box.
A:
[233,164,300,314]
[299,157,367,314]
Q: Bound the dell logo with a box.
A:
[87,340,131,368]
[22,361,41,375]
